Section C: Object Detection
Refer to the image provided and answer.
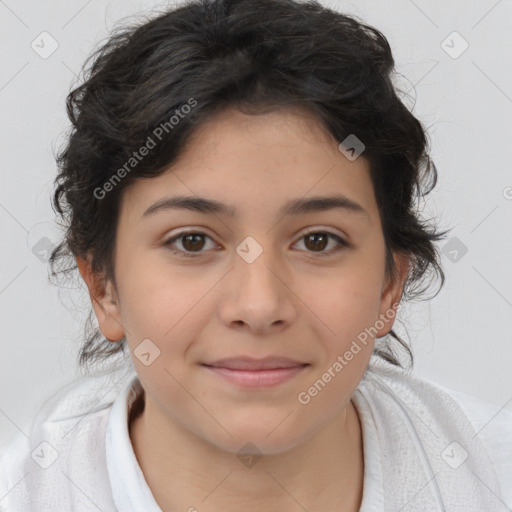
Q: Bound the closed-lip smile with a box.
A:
[202,356,308,370]
[201,356,309,388]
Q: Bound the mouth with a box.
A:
[202,356,308,371]
[201,362,309,388]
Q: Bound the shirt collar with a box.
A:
[105,371,163,512]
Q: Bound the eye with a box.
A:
[163,228,350,259]
[163,230,218,258]
[293,230,350,257]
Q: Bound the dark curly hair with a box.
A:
[49,0,451,373]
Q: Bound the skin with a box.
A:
[77,106,409,512]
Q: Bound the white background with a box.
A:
[0,0,511,452]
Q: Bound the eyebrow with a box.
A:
[142,194,370,221]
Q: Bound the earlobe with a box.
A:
[76,255,125,342]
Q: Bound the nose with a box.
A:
[218,247,299,335]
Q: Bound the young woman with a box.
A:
[1,0,510,510]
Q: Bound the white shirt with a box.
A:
[1,357,511,511]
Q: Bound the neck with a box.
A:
[129,391,364,512]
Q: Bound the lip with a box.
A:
[202,364,308,388]
[203,356,307,370]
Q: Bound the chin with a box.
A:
[205,424,306,458]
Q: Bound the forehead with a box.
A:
[120,106,379,224]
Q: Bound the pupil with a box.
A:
[306,233,327,251]
[183,234,204,251]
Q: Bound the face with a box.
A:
[79,106,408,456]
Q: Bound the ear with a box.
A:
[375,251,410,338]
[76,255,125,342]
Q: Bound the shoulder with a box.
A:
[437,384,512,504]
[362,356,512,507]
[0,364,136,511]
[33,364,136,424]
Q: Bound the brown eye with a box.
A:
[304,233,329,252]
[294,230,349,257]
[181,233,206,251]
[163,231,217,258]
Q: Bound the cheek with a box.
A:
[300,288,377,409]
[300,264,383,343]
[116,255,208,346]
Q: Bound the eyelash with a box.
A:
[162,229,350,259]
